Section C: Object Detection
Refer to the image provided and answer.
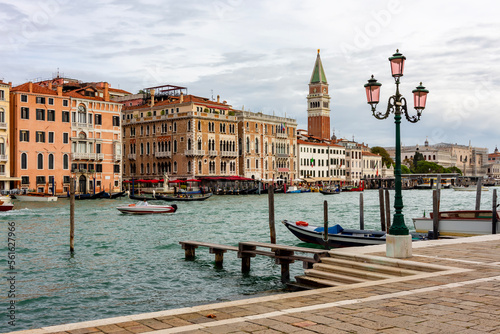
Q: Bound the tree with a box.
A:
[401,165,411,174]
[411,152,425,172]
[371,146,394,168]
[447,166,462,175]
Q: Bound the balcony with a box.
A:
[72,152,97,160]
[276,153,289,158]
[72,122,90,128]
[96,153,104,160]
[220,151,238,158]
[208,150,218,157]
[276,133,287,139]
[113,153,121,161]
[0,154,7,162]
[155,151,171,158]
[0,122,7,129]
[185,149,205,157]
[0,171,5,176]
[128,153,137,160]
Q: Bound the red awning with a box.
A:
[186,179,202,182]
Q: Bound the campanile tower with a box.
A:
[307,49,331,140]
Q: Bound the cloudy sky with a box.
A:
[1,0,499,152]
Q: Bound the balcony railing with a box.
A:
[128,153,136,160]
[0,171,5,176]
[208,150,218,157]
[0,154,7,162]
[185,149,205,157]
[72,122,90,128]
[0,122,7,129]
[71,152,96,160]
[276,153,289,158]
[96,153,104,160]
[113,153,121,161]
[155,151,171,158]
[276,133,287,139]
[220,151,238,158]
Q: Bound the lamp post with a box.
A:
[364,49,429,258]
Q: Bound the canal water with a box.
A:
[1,188,498,331]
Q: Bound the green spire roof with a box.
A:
[310,49,327,84]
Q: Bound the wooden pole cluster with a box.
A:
[70,177,75,254]
[268,185,276,244]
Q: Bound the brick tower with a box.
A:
[307,49,331,140]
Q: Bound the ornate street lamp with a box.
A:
[364,49,429,258]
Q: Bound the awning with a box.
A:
[303,177,344,183]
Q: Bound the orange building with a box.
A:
[9,81,122,194]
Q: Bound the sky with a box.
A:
[1,0,500,152]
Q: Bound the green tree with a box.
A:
[411,152,425,172]
[447,166,462,175]
[371,146,394,167]
[401,165,411,174]
[414,161,445,174]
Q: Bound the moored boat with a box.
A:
[116,201,177,214]
[452,186,488,192]
[319,187,340,195]
[412,210,500,236]
[155,192,213,202]
[16,193,58,202]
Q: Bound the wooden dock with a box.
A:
[179,240,329,283]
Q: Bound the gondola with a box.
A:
[319,188,340,195]
[129,194,157,201]
[75,191,106,200]
[154,192,213,202]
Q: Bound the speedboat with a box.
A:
[117,201,177,214]
[0,200,14,212]
[16,193,58,201]
[412,210,499,236]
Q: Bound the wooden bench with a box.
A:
[179,241,238,266]
[238,241,330,282]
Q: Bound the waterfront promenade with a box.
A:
[9,234,500,334]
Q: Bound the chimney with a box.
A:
[48,82,52,90]
[29,82,33,93]
[217,95,220,103]
[57,86,62,96]
[180,92,184,103]
[150,89,155,107]
[104,82,109,102]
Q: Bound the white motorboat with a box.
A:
[412,210,499,237]
[117,201,177,214]
[452,186,488,192]
[0,200,14,212]
[15,193,58,202]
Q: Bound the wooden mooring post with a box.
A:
[70,177,75,254]
[323,200,328,243]
[432,189,439,239]
[359,193,364,230]
[379,188,385,231]
[493,189,498,235]
[268,185,276,244]
[385,189,391,231]
[475,178,482,210]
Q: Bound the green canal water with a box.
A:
[1,188,498,331]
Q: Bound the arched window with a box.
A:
[37,153,43,169]
[173,140,177,153]
[188,161,192,173]
[173,122,177,132]
[63,154,69,170]
[187,138,192,150]
[198,160,202,173]
[21,153,27,170]
[198,139,202,150]
[255,138,259,154]
[198,121,201,131]
[48,154,54,170]
[246,137,250,153]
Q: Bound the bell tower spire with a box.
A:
[307,49,331,140]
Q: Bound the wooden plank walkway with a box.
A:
[179,240,330,283]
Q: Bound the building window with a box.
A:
[48,132,54,143]
[36,131,45,143]
[95,114,102,125]
[96,143,101,153]
[63,100,69,107]
[36,97,46,104]
[173,122,177,133]
[21,107,29,119]
[63,154,69,169]
[21,153,27,169]
[37,153,43,169]
[36,109,45,121]
[62,111,70,122]
[63,133,69,144]
[113,116,120,126]
[48,98,54,105]
[48,154,54,169]
[20,130,30,142]
[114,165,120,173]
[21,95,28,102]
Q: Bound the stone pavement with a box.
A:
[9,234,500,334]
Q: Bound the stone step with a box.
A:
[328,252,442,272]
[295,275,345,288]
[304,269,369,284]
[321,256,420,276]
[312,263,395,280]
